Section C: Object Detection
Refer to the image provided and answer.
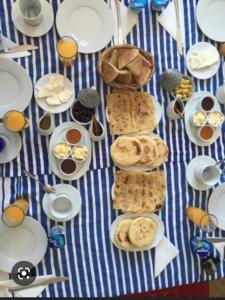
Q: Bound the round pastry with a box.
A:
[150,137,169,168]
[136,136,158,166]
[110,136,143,167]
[128,217,157,247]
[114,219,135,250]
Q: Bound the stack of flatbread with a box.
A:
[110,135,168,168]
[107,91,156,135]
[113,171,166,213]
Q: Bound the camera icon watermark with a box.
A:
[11,261,36,287]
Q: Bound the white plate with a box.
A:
[110,213,164,252]
[0,217,47,273]
[196,0,225,42]
[0,58,33,117]
[49,122,91,181]
[12,0,54,38]
[0,124,22,164]
[184,91,221,147]
[186,156,216,191]
[208,183,225,230]
[186,42,220,80]
[42,184,82,222]
[34,74,75,114]
[56,0,114,54]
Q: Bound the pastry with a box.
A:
[117,70,132,84]
[136,136,158,166]
[118,48,139,70]
[102,60,119,83]
[114,219,135,250]
[127,54,143,76]
[150,137,169,168]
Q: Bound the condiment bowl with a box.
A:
[190,110,207,127]
[71,145,89,164]
[89,120,105,142]
[70,100,95,126]
[65,128,82,146]
[54,142,71,160]
[207,111,225,128]
[59,158,77,176]
[198,96,215,112]
[197,125,215,142]
[170,74,195,102]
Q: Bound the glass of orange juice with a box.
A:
[3,110,29,132]
[2,198,29,228]
[186,207,218,232]
[57,36,78,67]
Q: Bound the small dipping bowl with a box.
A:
[197,125,214,142]
[65,128,82,146]
[207,111,225,128]
[60,158,77,176]
[70,100,95,126]
[199,96,215,112]
[54,142,71,160]
[171,75,195,101]
[191,111,207,127]
[71,145,89,163]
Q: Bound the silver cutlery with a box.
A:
[23,170,56,195]
[174,0,183,56]
[0,45,38,54]
[204,238,225,243]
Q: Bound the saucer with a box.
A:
[42,183,82,222]
[186,155,216,191]
[0,124,22,164]
[12,0,54,38]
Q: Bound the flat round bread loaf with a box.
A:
[128,217,157,247]
[111,136,143,167]
[136,136,158,166]
[114,219,135,250]
[150,137,169,168]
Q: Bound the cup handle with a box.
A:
[24,117,30,129]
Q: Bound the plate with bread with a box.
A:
[110,213,164,252]
[106,91,162,135]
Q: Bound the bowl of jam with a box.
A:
[70,100,95,125]
[59,158,77,176]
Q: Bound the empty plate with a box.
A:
[208,183,225,230]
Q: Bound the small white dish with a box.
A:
[88,119,105,142]
[70,100,95,126]
[11,0,54,38]
[34,74,75,114]
[71,145,89,164]
[170,74,195,102]
[186,156,216,191]
[42,184,82,222]
[65,128,82,146]
[37,113,54,136]
[53,142,71,160]
[59,158,77,176]
[208,182,225,230]
[186,42,220,80]
[110,213,165,252]
[0,124,22,164]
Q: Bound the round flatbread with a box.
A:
[114,219,135,250]
[136,136,158,166]
[110,136,143,167]
[128,217,157,247]
[150,137,168,168]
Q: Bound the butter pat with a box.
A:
[54,142,71,159]
[192,111,206,126]
[72,145,88,161]
[189,47,219,70]
[208,112,224,127]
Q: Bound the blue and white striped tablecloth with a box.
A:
[0,0,225,297]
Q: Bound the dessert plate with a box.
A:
[184,91,221,147]
[34,74,75,114]
[186,42,220,80]
[196,0,225,42]
[0,124,22,164]
[42,184,82,222]
[0,58,32,117]
[208,183,225,230]
[110,213,164,252]
[12,0,54,38]
[49,122,91,181]
[56,0,114,53]
[0,217,47,273]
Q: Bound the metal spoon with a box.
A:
[23,170,56,195]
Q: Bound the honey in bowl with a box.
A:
[199,125,214,141]
[3,111,26,132]
[66,128,81,145]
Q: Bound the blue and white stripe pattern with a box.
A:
[0,0,225,297]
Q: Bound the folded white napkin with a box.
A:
[0,36,31,59]
[154,237,179,278]
[157,0,185,45]
[213,242,225,260]
[111,1,138,45]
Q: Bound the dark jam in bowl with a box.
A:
[60,158,76,175]
[201,97,214,111]
[72,101,95,123]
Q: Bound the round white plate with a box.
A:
[110,213,164,252]
[42,184,82,222]
[208,183,225,230]
[0,58,33,118]
[186,156,216,191]
[34,74,75,114]
[184,91,222,147]
[106,96,162,131]
[0,216,47,273]
[0,124,22,164]
[56,0,114,53]
[186,42,220,80]
[49,122,91,181]
[12,0,54,38]
[196,0,225,42]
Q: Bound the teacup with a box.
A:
[49,193,73,219]
[194,163,221,186]
[18,0,43,26]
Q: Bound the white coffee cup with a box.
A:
[166,98,184,120]
[194,164,221,186]
[19,0,43,26]
[49,193,73,219]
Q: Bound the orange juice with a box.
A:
[186,207,207,227]
[4,206,24,223]
[57,36,78,67]
[14,198,29,214]
[3,111,26,132]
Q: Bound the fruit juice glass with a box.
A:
[186,207,217,232]
[57,36,78,67]
[2,198,29,227]
[2,110,29,132]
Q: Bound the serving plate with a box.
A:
[49,122,91,181]
[208,183,225,231]
[110,213,164,252]
[184,91,222,147]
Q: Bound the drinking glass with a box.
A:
[2,110,29,132]
[200,213,218,233]
[57,36,78,67]
[2,198,29,228]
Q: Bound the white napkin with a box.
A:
[213,242,225,260]
[154,237,179,278]
[0,271,11,298]
[111,1,138,45]
[157,0,185,45]
[0,36,31,59]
